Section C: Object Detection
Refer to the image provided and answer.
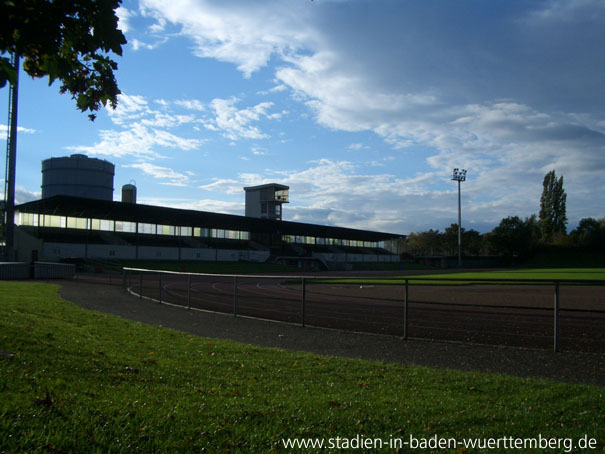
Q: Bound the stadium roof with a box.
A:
[16,196,403,242]
[243,183,289,191]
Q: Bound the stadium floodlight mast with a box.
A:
[451,168,467,267]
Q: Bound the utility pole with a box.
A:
[4,53,19,262]
[451,168,466,268]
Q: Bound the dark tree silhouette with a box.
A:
[539,170,567,240]
[1,0,126,120]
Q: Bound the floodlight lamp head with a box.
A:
[452,168,467,182]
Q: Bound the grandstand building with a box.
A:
[11,156,403,269]
[14,195,402,269]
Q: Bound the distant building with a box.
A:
[121,184,137,204]
[244,183,289,221]
[41,154,114,201]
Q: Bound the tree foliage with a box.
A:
[539,170,567,240]
[0,0,126,120]
[570,217,605,248]
[407,225,483,257]
[486,216,536,258]
[407,229,442,256]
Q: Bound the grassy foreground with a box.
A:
[1,282,603,453]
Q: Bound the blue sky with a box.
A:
[2,0,604,235]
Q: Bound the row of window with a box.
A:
[17,211,384,248]
[17,212,250,241]
[282,234,384,249]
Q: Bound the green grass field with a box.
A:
[319,268,605,286]
[1,281,603,452]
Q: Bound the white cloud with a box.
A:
[139,0,316,77]
[68,123,201,159]
[174,99,206,111]
[116,7,134,33]
[139,196,244,216]
[124,162,194,187]
[0,124,36,136]
[69,93,204,159]
[250,147,267,156]
[202,98,277,140]
[199,178,243,195]
[347,143,367,151]
[0,183,39,204]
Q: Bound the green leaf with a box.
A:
[0,57,18,87]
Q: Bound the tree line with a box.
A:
[406,170,605,258]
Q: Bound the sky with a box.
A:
[1,0,604,235]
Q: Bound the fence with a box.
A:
[122,267,605,353]
[0,261,75,280]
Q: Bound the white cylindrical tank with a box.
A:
[41,154,114,201]
[121,183,137,204]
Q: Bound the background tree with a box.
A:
[486,216,534,258]
[442,224,460,256]
[570,217,605,248]
[407,229,443,256]
[1,0,126,119]
[539,170,567,241]
[462,228,483,256]
[442,224,483,256]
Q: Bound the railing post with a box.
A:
[403,279,409,340]
[554,281,560,352]
[301,277,306,327]
[187,274,192,310]
[159,272,162,304]
[139,272,143,298]
[233,276,238,317]
[122,268,126,291]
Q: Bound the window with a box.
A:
[226,230,237,240]
[42,215,64,228]
[157,224,175,236]
[67,217,88,230]
[18,212,37,226]
[179,226,192,237]
[90,219,113,231]
[138,223,156,235]
[115,221,136,233]
[100,220,114,231]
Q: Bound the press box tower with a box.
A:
[244,183,289,220]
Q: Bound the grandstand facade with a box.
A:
[14,195,403,270]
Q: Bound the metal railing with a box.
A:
[122,267,605,353]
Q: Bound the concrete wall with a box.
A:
[14,227,44,262]
[312,252,399,263]
[137,246,180,261]
[245,189,261,218]
[36,241,270,263]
